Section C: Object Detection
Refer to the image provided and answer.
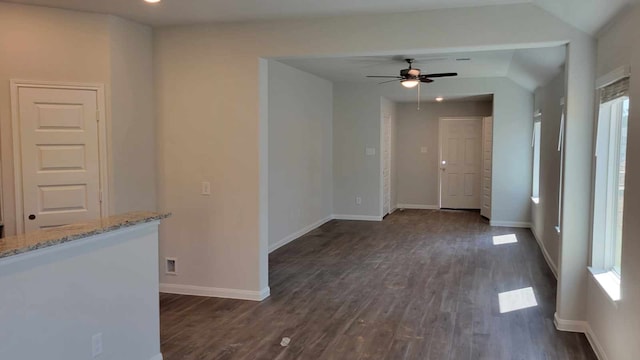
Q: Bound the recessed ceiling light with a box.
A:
[144,0,161,3]
[435,97,444,102]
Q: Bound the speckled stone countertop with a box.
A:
[0,211,170,260]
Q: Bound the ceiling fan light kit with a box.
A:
[366,58,458,109]
[366,58,458,86]
[401,79,420,88]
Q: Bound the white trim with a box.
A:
[269,215,332,253]
[553,314,608,360]
[554,313,588,333]
[596,65,631,89]
[530,226,558,278]
[584,323,609,360]
[160,283,271,301]
[149,354,163,360]
[332,214,382,221]
[397,204,439,210]
[587,268,621,305]
[490,220,531,228]
[9,80,110,235]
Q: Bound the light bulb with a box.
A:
[435,97,444,102]
[401,79,419,88]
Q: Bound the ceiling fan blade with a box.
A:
[420,79,434,83]
[421,73,458,78]
[378,79,402,84]
[367,76,402,78]
[411,57,450,64]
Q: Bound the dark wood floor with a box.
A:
[160,210,596,360]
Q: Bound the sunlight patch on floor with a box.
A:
[492,233,518,245]
[498,287,538,313]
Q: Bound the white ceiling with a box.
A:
[2,0,635,34]
[278,46,566,92]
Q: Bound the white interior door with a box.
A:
[17,87,102,232]
[439,118,482,209]
[383,113,391,215]
[481,117,493,218]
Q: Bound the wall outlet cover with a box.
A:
[166,258,177,275]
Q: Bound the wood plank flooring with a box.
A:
[160,210,596,360]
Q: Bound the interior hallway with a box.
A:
[160,210,595,359]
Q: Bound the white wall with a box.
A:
[0,224,162,360]
[153,3,595,301]
[585,5,640,359]
[267,60,333,251]
[332,84,382,218]
[0,3,157,236]
[108,16,157,214]
[531,69,565,276]
[396,101,493,208]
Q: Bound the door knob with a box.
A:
[28,214,36,220]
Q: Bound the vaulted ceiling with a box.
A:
[2,0,635,34]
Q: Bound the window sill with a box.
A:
[531,197,540,205]
[588,267,621,306]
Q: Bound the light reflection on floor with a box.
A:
[493,233,518,245]
[499,287,538,313]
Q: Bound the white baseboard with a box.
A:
[531,226,558,279]
[584,323,609,360]
[490,220,531,228]
[554,313,588,333]
[149,354,163,360]
[160,283,270,301]
[332,214,383,221]
[396,204,439,210]
[554,313,607,360]
[269,215,332,253]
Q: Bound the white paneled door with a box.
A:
[383,113,391,216]
[439,117,482,209]
[17,86,103,232]
[481,117,493,219]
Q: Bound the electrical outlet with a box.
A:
[365,147,376,156]
[92,333,103,358]
[356,197,362,205]
[420,146,428,154]
[201,181,211,195]
[166,258,177,275]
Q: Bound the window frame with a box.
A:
[532,116,542,202]
[591,76,629,279]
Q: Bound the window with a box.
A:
[532,118,541,202]
[592,76,630,281]
[557,100,565,233]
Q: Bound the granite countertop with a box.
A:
[0,211,170,260]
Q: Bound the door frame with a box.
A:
[380,112,392,217]
[10,80,109,234]
[438,116,483,209]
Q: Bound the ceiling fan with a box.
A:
[366,58,458,88]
